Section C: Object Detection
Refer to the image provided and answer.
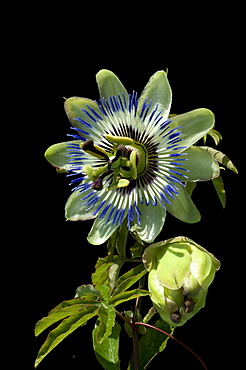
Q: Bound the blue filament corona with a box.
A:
[65,91,190,230]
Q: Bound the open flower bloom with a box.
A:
[45,70,220,245]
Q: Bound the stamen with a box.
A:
[82,139,109,160]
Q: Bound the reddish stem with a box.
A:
[134,321,208,370]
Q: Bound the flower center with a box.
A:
[81,135,147,191]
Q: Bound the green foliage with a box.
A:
[128,320,174,370]
[212,174,226,208]
[35,253,149,368]
[35,306,98,367]
[93,320,121,370]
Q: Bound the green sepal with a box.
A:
[170,108,215,150]
[183,146,220,182]
[45,141,81,170]
[155,244,191,289]
[185,182,197,196]
[128,319,174,370]
[64,97,107,142]
[96,69,128,100]
[65,181,98,221]
[137,70,172,120]
[143,236,220,272]
[165,183,201,224]
[93,320,121,370]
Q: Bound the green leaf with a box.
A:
[109,262,124,291]
[99,285,111,302]
[96,304,116,344]
[93,320,121,370]
[109,289,150,307]
[130,242,144,258]
[92,261,113,288]
[75,284,101,299]
[113,264,147,296]
[35,307,98,367]
[212,174,226,208]
[35,297,99,337]
[201,146,238,174]
[129,319,174,370]
[115,222,128,259]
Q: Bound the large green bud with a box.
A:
[143,237,220,327]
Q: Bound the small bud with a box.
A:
[143,237,220,327]
[184,298,194,313]
[171,311,181,324]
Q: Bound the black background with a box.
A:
[21,14,243,370]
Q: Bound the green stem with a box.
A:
[112,227,145,370]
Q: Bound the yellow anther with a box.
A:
[105,134,134,146]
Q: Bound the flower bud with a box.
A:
[143,237,220,326]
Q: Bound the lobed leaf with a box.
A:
[35,298,99,337]
[35,307,98,367]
